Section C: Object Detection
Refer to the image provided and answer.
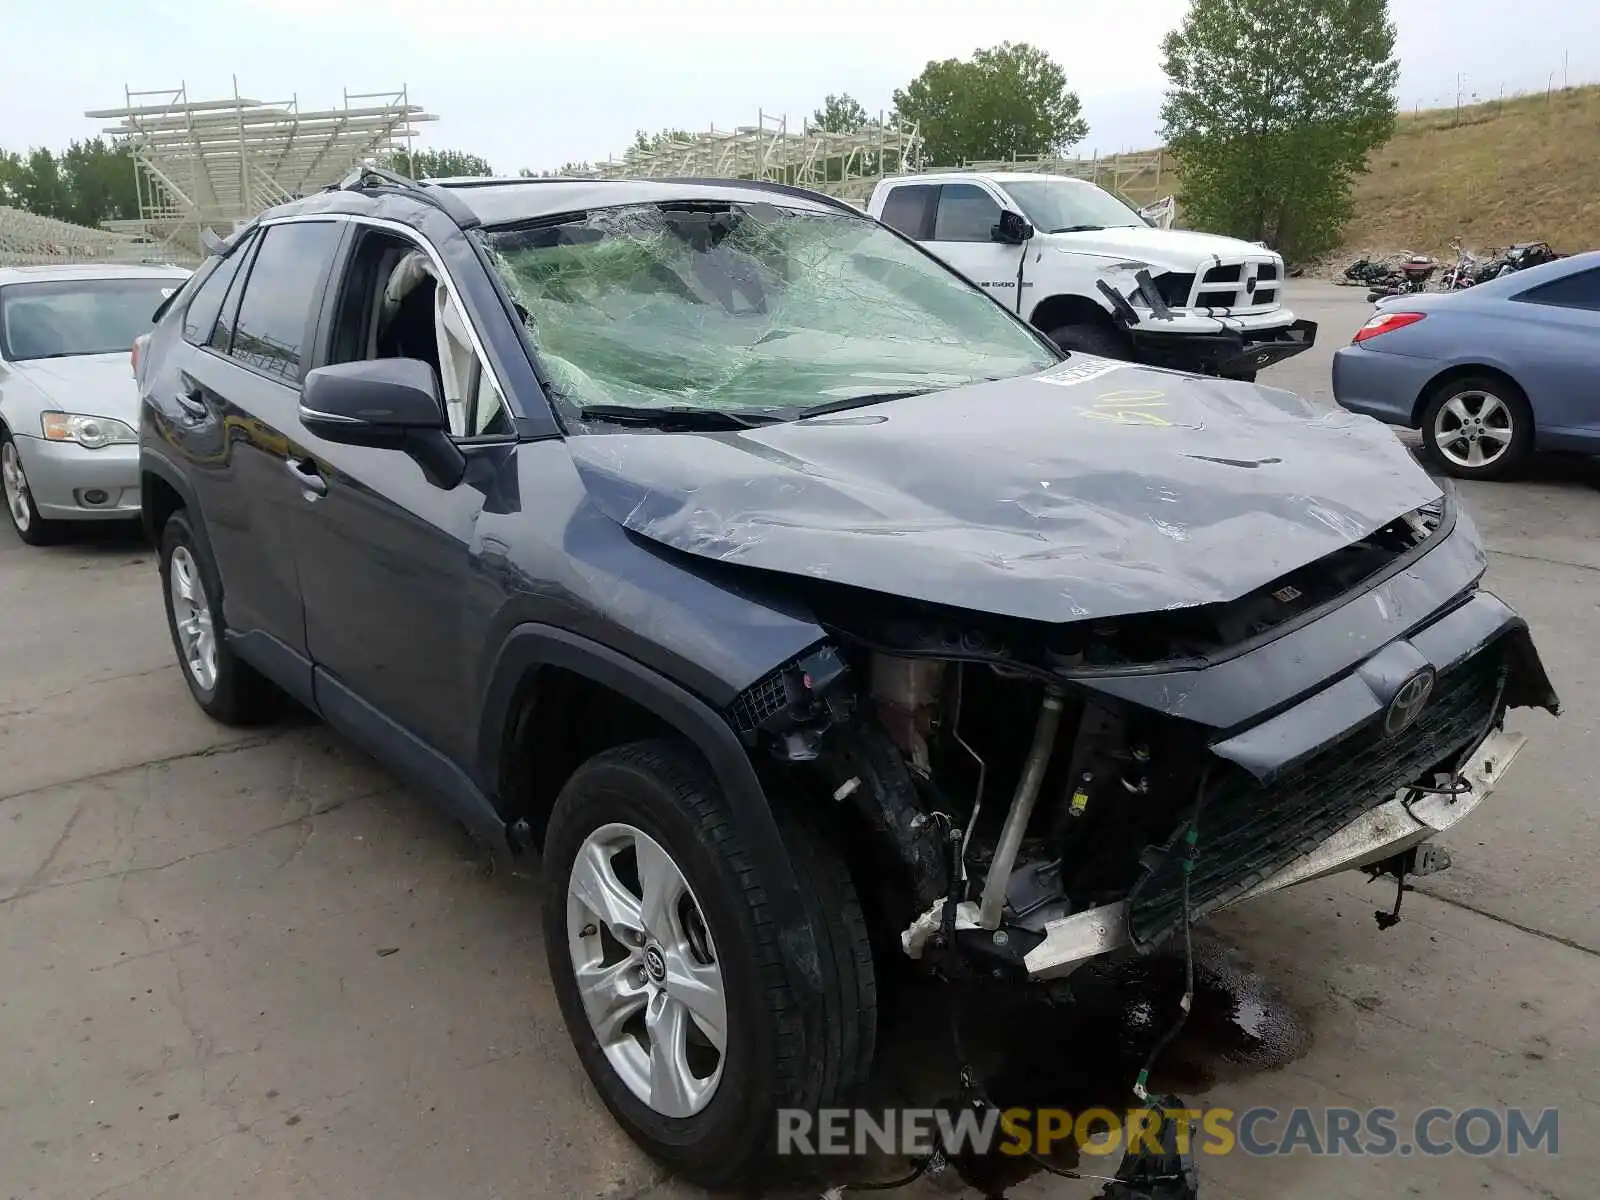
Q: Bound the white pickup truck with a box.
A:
[866,172,1316,380]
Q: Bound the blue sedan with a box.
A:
[1332,250,1600,479]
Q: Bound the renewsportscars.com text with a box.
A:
[777,1106,1559,1159]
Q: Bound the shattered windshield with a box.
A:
[1000,181,1146,232]
[478,201,1058,419]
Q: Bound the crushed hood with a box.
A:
[569,357,1444,624]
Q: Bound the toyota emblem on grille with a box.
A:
[1383,667,1436,737]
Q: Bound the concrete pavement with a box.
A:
[1,282,1593,1198]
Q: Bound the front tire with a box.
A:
[158,508,281,724]
[1419,375,1532,480]
[1046,321,1131,361]
[1,428,63,546]
[541,739,875,1187]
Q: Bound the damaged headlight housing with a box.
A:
[41,411,138,449]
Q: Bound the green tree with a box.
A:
[18,148,71,220]
[0,150,28,208]
[631,128,693,154]
[520,162,598,177]
[58,139,140,227]
[892,42,1088,166]
[0,140,140,226]
[812,93,869,133]
[1161,0,1399,263]
[390,148,494,179]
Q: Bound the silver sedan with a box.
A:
[1,263,190,545]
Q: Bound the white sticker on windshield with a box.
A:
[1035,357,1126,387]
[160,288,176,298]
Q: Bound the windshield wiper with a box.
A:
[796,390,933,419]
[1051,224,1108,233]
[576,404,781,430]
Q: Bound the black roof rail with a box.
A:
[332,165,482,230]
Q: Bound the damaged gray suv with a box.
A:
[137,169,1557,1185]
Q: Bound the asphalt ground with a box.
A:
[1,281,1593,1199]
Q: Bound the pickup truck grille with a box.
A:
[1126,639,1507,948]
[1188,260,1281,310]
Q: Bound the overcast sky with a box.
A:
[5,0,1598,174]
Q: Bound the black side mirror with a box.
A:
[300,358,465,488]
[994,210,1034,244]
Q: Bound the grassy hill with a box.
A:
[1344,84,1600,257]
[1110,85,1600,260]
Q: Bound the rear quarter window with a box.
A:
[182,245,250,346]
[1513,266,1600,312]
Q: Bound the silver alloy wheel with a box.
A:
[567,822,727,1118]
[168,545,218,692]
[1433,389,1514,470]
[2,440,31,533]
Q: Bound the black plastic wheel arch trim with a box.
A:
[476,622,825,997]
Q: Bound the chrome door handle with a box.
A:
[174,386,207,418]
[285,456,328,497]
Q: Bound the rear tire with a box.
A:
[1046,322,1131,361]
[158,508,281,724]
[1,427,63,546]
[541,738,875,1187]
[1419,374,1532,481]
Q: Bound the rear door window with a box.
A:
[932,184,1002,242]
[878,184,937,241]
[226,221,343,382]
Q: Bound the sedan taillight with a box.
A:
[1353,311,1426,343]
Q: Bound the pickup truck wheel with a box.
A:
[1046,322,1131,361]
[158,509,281,724]
[1419,375,1532,480]
[542,738,875,1186]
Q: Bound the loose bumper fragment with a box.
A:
[897,727,1526,977]
[1017,727,1525,979]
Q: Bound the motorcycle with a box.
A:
[1450,239,1562,287]
[1440,239,1483,290]
[1343,256,1404,287]
[1366,255,1439,302]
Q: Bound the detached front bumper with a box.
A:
[902,572,1557,980]
[1095,275,1317,376]
[1019,725,1525,979]
[901,726,1527,978]
[1128,317,1319,377]
[13,435,140,520]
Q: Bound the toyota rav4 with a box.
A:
[137,169,1556,1186]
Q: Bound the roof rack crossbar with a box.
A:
[332,165,482,230]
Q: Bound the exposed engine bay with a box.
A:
[723,498,1558,985]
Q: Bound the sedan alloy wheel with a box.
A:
[1432,389,1515,471]
[1,439,31,533]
